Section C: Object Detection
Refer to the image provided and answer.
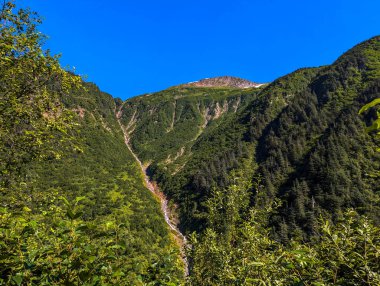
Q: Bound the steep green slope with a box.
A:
[151,67,324,233]
[255,36,380,240]
[123,36,380,239]
[118,83,261,176]
[47,82,184,282]
[2,82,184,284]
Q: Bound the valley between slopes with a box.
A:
[115,104,189,275]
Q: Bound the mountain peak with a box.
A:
[182,76,264,89]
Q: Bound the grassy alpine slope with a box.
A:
[118,82,262,173]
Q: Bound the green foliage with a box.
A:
[359,98,380,135]
[189,178,380,285]
[1,197,183,285]
[363,40,380,80]
[0,1,82,190]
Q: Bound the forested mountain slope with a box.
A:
[3,81,185,284]
[121,36,380,240]
[32,82,184,273]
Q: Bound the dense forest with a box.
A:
[1,1,380,285]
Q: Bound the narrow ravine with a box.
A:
[115,105,189,276]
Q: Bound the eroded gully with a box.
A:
[115,106,189,276]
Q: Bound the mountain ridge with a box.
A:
[180,75,264,88]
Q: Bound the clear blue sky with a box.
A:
[18,0,380,99]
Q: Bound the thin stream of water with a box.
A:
[116,106,189,275]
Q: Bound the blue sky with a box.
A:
[18,0,380,99]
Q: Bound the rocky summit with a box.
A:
[182,75,263,88]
